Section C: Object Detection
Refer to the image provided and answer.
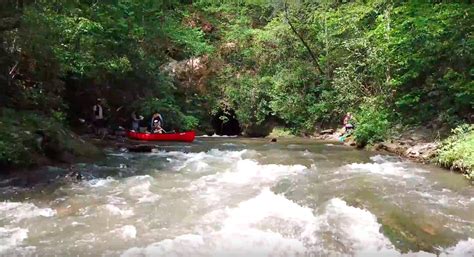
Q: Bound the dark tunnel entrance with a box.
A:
[211,109,241,136]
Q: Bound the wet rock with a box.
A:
[313,129,341,141]
[64,170,83,182]
[127,145,155,153]
[344,138,357,147]
[57,151,76,164]
[378,142,408,155]
[405,142,439,160]
[319,129,335,135]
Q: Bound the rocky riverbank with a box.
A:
[313,126,473,181]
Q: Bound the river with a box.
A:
[0,137,473,256]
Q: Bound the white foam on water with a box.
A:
[71,221,87,227]
[370,154,400,163]
[120,189,313,256]
[317,198,399,256]
[0,202,56,223]
[104,204,134,218]
[229,188,312,217]
[0,227,29,253]
[113,225,137,240]
[172,151,213,172]
[121,234,205,257]
[126,176,160,203]
[188,159,306,208]
[345,161,420,179]
[440,238,474,257]
[346,162,407,176]
[121,189,406,256]
[153,149,251,173]
[222,143,237,146]
[198,134,238,138]
[345,155,432,179]
[213,159,306,185]
[86,177,117,188]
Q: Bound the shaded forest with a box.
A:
[0,0,472,171]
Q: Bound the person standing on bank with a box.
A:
[131,111,143,131]
[92,98,105,135]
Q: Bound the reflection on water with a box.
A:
[0,137,473,256]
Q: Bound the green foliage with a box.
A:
[0,108,102,168]
[353,100,391,146]
[137,97,199,131]
[222,73,272,127]
[268,127,295,138]
[380,3,473,123]
[203,0,472,140]
[2,0,212,137]
[164,15,215,56]
[0,109,49,166]
[1,0,473,170]
[181,115,200,131]
[20,0,214,79]
[437,124,474,180]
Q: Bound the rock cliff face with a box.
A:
[161,56,211,93]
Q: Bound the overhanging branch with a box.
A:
[284,2,323,74]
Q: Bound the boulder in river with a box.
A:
[127,145,156,153]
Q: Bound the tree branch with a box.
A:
[284,3,323,74]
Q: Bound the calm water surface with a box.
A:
[1,137,473,256]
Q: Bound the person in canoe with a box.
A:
[151,112,165,134]
[152,120,165,134]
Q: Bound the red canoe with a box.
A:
[127,131,195,142]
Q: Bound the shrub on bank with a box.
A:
[437,124,474,180]
[136,97,200,131]
[267,127,295,138]
[353,103,391,147]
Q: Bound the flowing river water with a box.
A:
[0,137,473,257]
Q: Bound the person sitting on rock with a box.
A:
[343,112,355,133]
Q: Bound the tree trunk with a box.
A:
[284,3,323,74]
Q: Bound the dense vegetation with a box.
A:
[0,0,472,170]
[437,124,474,180]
